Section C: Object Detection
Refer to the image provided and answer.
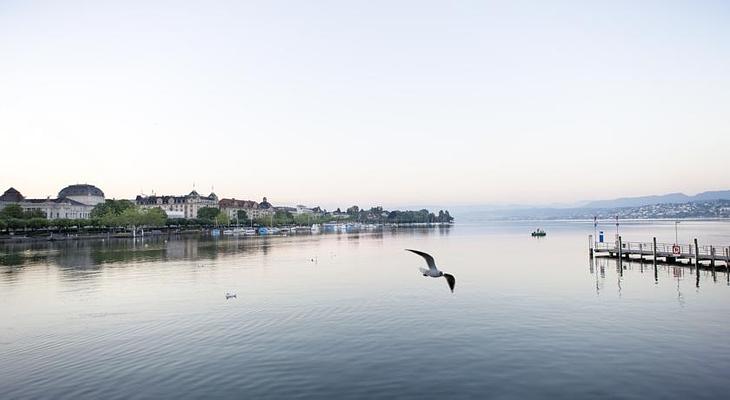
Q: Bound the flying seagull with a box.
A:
[225,292,237,300]
[405,249,456,293]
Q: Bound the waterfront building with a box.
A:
[58,184,106,206]
[294,205,312,215]
[218,197,275,221]
[276,206,297,214]
[136,190,218,219]
[0,184,105,220]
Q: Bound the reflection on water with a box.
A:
[2,221,730,400]
[590,255,730,307]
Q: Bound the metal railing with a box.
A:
[593,240,729,258]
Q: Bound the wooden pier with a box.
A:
[589,235,730,269]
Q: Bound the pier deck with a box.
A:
[590,237,730,268]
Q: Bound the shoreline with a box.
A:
[0,222,454,244]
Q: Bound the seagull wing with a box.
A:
[443,273,456,293]
[405,249,437,272]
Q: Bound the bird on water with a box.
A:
[405,249,456,293]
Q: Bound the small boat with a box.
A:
[531,229,546,237]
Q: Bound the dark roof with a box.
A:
[58,184,105,199]
[259,197,272,209]
[0,187,24,202]
[136,195,186,205]
[219,198,259,208]
[24,198,88,206]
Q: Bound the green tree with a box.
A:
[197,207,220,221]
[27,218,48,229]
[24,209,46,219]
[0,204,24,219]
[236,210,249,224]
[91,199,135,220]
[142,207,167,226]
[215,210,230,226]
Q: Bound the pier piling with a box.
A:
[694,238,700,276]
[618,236,623,270]
[588,235,594,258]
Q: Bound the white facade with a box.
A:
[136,190,218,220]
[0,185,103,220]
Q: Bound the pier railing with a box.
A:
[591,236,730,266]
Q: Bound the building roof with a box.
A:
[24,198,88,206]
[0,187,24,202]
[136,195,187,205]
[259,197,273,209]
[58,184,105,199]
[219,198,259,209]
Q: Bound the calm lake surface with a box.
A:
[2,220,730,399]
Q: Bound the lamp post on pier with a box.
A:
[674,220,680,244]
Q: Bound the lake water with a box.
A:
[2,220,730,399]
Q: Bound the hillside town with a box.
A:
[488,200,730,221]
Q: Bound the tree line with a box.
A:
[342,206,453,224]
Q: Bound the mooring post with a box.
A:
[618,236,623,270]
[710,246,715,268]
[694,238,700,276]
[689,242,693,266]
[639,243,643,262]
[589,235,593,258]
[652,237,657,266]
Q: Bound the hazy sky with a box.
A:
[1,0,729,208]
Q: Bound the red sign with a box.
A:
[672,244,681,256]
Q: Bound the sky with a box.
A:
[1,0,729,209]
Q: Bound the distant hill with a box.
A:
[449,190,730,222]
[583,190,730,209]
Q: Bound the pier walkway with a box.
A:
[590,236,730,268]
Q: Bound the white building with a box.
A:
[136,190,218,219]
[0,184,105,220]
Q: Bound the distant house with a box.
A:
[0,184,104,220]
[136,190,218,219]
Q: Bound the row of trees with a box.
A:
[343,206,453,224]
[91,200,167,228]
[0,204,48,230]
[0,200,167,231]
[384,209,453,224]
